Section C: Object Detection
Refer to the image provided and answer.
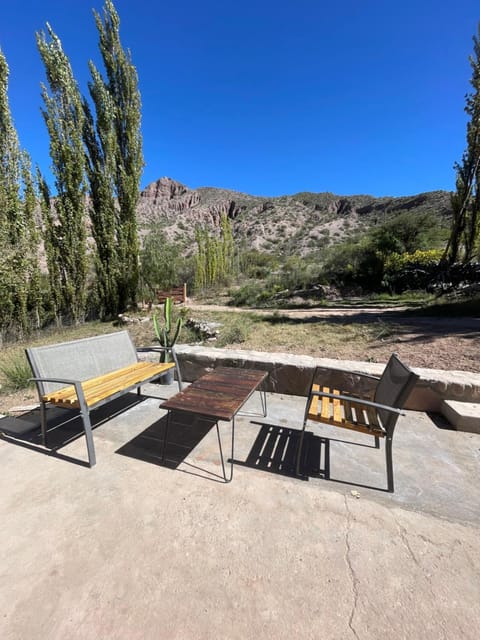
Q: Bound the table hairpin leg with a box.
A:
[238,385,268,419]
[162,410,172,463]
[260,385,267,417]
[216,417,235,483]
[162,410,234,483]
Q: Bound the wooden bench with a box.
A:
[25,331,182,467]
[157,284,187,305]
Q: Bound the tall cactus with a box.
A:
[153,297,182,363]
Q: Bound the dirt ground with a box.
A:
[188,303,480,369]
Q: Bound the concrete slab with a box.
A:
[442,399,480,434]
[1,382,479,639]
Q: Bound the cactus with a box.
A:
[153,297,183,363]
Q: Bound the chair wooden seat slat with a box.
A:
[332,390,342,423]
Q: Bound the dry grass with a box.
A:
[182,310,402,359]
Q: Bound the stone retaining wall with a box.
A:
[141,345,480,412]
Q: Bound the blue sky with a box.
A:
[0,0,479,197]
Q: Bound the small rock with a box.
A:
[350,490,361,499]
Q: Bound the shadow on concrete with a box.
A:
[233,421,391,492]
[426,411,457,431]
[0,393,152,467]
[116,412,229,482]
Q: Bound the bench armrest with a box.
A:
[309,389,405,416]
[30,376,82,386]
[30,377,88,408]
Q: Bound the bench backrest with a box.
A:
[26,331,138,395]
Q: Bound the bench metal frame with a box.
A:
[26,333,183,467]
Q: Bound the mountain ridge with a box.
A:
[136,177,452,255]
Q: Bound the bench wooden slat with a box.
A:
[43,362,153,403]
[43,361,175,409]
[84,363,174,406]
[43,362,156,404]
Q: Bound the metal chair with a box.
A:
[296,354,419,492]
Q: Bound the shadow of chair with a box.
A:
[296,353,419,492]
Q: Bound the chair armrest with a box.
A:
[310,389,405,416]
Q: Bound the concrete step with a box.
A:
[441,400,480,434]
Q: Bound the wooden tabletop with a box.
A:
[160,367,268,421]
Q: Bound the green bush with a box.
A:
[383,249,443,292]
[237,249,279,279]
[229,282,265,306]
[0,354,34,391]
[217,321,250,346]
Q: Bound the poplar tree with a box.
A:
[83,71,119,318]
[445,23,480,263]
[194,213,235,289]
[86,0,143,314]
[0,49,40,337]
[37,25,88,324]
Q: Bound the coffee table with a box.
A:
[160,367,268,482]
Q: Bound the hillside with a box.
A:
[136,177,453,255]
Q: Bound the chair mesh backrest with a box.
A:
[374,353,419,431]
[26,331,138,395]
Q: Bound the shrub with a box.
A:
[217,321,250,346]
[383,249,443,292]
[0,353,34,391]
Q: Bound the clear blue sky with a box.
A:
[0,0,479,197]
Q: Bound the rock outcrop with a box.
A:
[136,177,453,256]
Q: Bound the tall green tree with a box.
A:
[37,24,88,324]
[0,49,41,338]
[83,70,119,319]
[140,229,180,301]
[446,23,480,263]
[194,212,235,290]
[85,0,143,315]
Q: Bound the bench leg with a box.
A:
[78,397,96,467]
[170,348,183,391]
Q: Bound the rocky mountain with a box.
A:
[137,177,453,256]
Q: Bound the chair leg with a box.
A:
[385,436,394,493]
[295,420,308,477]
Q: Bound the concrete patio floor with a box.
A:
[1,381,479,639]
